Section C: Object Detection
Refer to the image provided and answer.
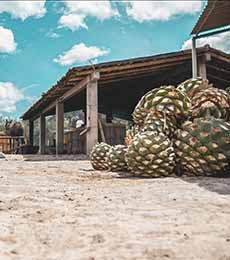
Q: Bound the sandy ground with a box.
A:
[0,155,230,260]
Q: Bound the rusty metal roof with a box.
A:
[21,46,229,120]
[192,0,230,35]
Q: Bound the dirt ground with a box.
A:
[0,155,230,260]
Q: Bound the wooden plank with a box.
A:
[209,74,230,84]
[39,115,46,154]
[56,102,64,154]
[86,73,99,155]
[98,117,106,142]
[207,64,230,75]
[210,52,229,63]
[198,56,207,79]
[29,120,34,146]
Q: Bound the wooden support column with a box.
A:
[39,115,46,154]
[86,71,100,155]
[56,101,64,154]
[29,120,34,146]
[198,56,207,79]
[198,53,211,80]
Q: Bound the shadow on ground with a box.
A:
[116,171,230,196]
[180,176,230,195]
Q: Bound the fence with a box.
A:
[64,123,126,154]
[0,136,24,154]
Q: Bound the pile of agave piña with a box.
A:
[90,78,230,177]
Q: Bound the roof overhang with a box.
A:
[21,46,229,121]
[191,0,230,35]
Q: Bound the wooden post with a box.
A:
[39,115,46,154]
[86,72,100,155]
[29,120,34,146]
[56,101,64,154]
[198,56,207,79]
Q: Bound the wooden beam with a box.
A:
[209,74,230,84]
[69,60,188,83]
[210,52,229,63]
[100,62,189,85]
[59,76,89,102]
[207,64,230,76]
[39,115,46,154]
[39,72,99,117]
[29,120,34,146]
[86,72,100,155]
[69,52,199,82]
[100,63,184,81]
[56,101,64,154]
[193,1,217,34]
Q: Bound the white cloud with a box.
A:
[59,1,119,31]
[182,31,230,53]
[46,30,60,39]
[0,26,17,53]
[123,1,202,22]
[54,43,109,66]
[0,1,46,20]
[59,14,88,31]
[63,1,119,20]
[0,82,24,113]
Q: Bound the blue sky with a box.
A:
[0,1,228,119]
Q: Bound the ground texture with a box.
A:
[0,155,230,260]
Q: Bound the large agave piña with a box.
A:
[175,117,230,176]
[177,77,210,98]
[126,131,175,177]
[191,86,230,120]
[132,85,190,126]
[90,142,111,170]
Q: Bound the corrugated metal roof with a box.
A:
[192,0,230,35]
